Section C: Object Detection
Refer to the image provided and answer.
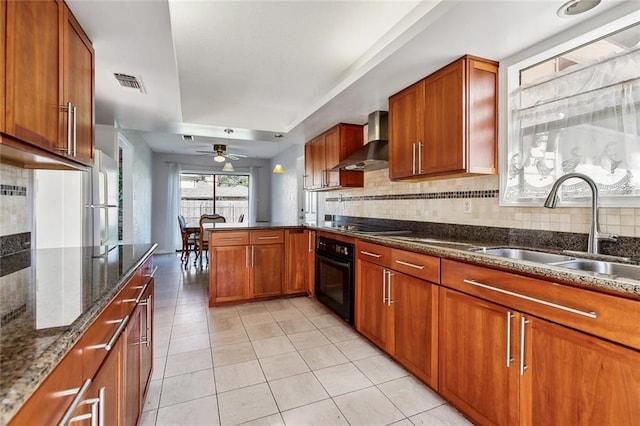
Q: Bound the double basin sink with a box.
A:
[388,236,640,281]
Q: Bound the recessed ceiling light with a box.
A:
[274,133,283,138]
[557,0,601,17]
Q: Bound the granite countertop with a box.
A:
[312,226,640,300]
[204,221,302,231]
[0,243,157,424]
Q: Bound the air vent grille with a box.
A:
[114,73,145,93]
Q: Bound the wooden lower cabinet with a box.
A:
[306,230,316,296]
[139,282,154,410]
[284,229,308,294]
[439,287,640,426]
[356,258,439,387]
[252,244,284,297]
[356,260,392,351]
[392,272,438,387]
[124,303,142,426]
[209,245,251,304]
[439,288,517,426]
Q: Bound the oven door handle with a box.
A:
[315,253,353,269]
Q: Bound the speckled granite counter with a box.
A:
[313,226,640,300]
[0,243,157,424]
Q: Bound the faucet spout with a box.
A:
[543,173,617,254]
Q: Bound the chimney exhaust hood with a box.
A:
[332,111,388,171]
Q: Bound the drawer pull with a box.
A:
[59,379,92,426]
[142,266,158,278]
[519,317,529,376]
[257,236,279,240]
[104,315,130,351]
[220,237,243,241]
[123,282,149,304]
[463,279,597,319]
[395,260,425,270]
[360,251,382,258]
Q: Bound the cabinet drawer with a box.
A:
[357,240,392,268]
[210,231,249,246]
[441,259,640,350]
[250,230,284,245]
[391,249,440,283]
[79,285,129,379]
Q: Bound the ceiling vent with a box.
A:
[114,73,146,93]
[182,135,194,142]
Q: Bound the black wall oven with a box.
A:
[315,236,354,324]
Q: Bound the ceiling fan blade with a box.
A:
[226,152,247,159]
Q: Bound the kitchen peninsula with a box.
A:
[1,243,157,425]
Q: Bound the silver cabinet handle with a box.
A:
[104,315,130,351]
[360,251,382,258]
[382,268,387,304]
[412,142,416,175]
[221,237,243,241]
[506,311,514,368]
[252,245,255,267]
[85,204,118,209]
[395,259,425,270]
[139,294,152,347]
[246,246,250,268]
[59,379,92,426]
[463,279,597,319]
[142,266,158,278]
[59,102,73,155]
[257,236,279,240]
[387,271,394,306]
[308,232,313,253]
[72,105,77,157]
[417,141,424,174]
[519,316,529,376]
[123,282,149,304]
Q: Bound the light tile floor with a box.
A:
[141,254,471,426]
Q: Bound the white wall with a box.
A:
[151,152,272,253]
[270,144,304,224]
[119,129,154,245]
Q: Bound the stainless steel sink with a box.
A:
[471,247,575,264]
[551,259,640,280]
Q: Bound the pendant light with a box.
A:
[222,162,235,172]
[272,134,285,174]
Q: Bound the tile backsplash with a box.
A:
[324,169,640,238]
[0,165,30,237]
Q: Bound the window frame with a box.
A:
[499,8,640,207]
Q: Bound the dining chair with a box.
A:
[178,215,198,264]
[199,214,226,267]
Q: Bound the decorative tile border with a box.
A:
[0,185,27,196]
[0,233,31,258]
[326,189,499,202]
[1,304,27,326]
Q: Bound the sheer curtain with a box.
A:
[504,46,640,206]
[162,162,182,252]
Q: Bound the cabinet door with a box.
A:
[422,59,464,174]
[522,317,640,425]
[439,288,519,426]
[303,142,313,190]
[253,244,284,297]
[88,336,123,426]
[323,127,340,188]
[209,246,250,305]
[392,272,438,388]
[5,0,62,150]
[306,230,316,296]
[139,281,154,408]
[63,5,94,165]
[310,136,324,189]
[285,229,308,294]
[124,305,142,426]
[389,81,422,179]
[355,260,392,351]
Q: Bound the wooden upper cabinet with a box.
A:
[0,0,6,133]
[2,0,94,167]
[63,4,94,165]
[389,81,423,179]
[388,55,497,180]
[5,0,63,151]
[303,123,364,191]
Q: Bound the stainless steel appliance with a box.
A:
[84,150,119,249]
[315,236,355,324]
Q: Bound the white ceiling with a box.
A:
[65,0,634,159]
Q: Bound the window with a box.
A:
[180,173,249,223]
[502,19,640,206]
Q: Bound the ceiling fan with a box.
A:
[195,144,247,162]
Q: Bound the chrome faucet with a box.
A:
[544,173,617,254]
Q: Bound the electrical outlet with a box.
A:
[463,199,472,214]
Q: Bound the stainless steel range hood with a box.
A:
[332,111,388,171]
